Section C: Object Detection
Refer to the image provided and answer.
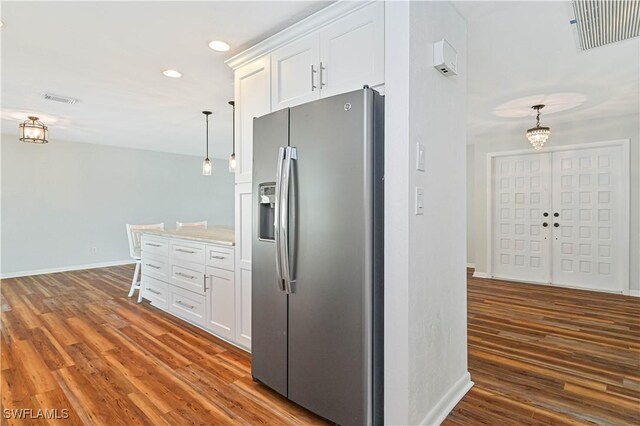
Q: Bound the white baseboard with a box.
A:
[466,263,475,269]
[472,271,490,279]
[630,289,640,297]
[420,372,473,426]
[0,260,135,279]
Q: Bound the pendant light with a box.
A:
[202,111,212,176]
[19,116,49,144]
[526,104,550,151]
[228,101,236,172]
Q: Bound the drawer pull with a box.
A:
[176,300,195,309]
[176,272,196,280]
[147,288,161,295]
[145,263,161,269]
[176,248,196,254]
[210,255,226,260]
[146,243,161,247]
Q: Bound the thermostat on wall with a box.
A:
[433,39,458,76]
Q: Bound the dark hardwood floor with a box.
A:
[1,265,638,425]
[445,269,640,425]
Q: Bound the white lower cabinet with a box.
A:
[140,235,245,350]
[205,267,235,341]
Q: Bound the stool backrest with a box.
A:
[126,223,164,258]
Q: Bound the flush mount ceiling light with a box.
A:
[526,105,550,151]
[19,116,49,144]
[209,40,230,52]
[202,111,212,176]
[162,69,182,78]
[228,101,236,172]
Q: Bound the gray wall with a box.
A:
[1,136,234,276]
[469,113,639,291]
[384,1,469,424]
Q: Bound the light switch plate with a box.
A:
[415,187,424,215]
[416,143,425,171]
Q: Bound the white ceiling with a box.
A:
[1,1,331,158]
[453,1,639,142]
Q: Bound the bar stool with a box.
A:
[125,223,164,302]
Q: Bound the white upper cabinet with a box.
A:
[271,33,321,111]
[319,2,384,97]
[234,57,271,184]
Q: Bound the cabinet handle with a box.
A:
[204,275,208,292]
[210,255,226,260]
[319,61,326,88]
[147,288,161,295]
[145,263,161,269]
[176,300,194,310]
[311,65,317,91]
[146,243,161,247]
[176,248,196,254]
[176,272,195,280]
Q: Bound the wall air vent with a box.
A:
[42,93,78,105]
[571,0,640,50]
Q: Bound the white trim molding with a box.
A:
[472,271,490,279]
[225,0,375,69]
[0,260,134,279]
[419,372,473,426]
[466,263,475,269]
[630,289,640,297]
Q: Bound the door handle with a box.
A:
[147,288,161,295]
[145,263,161,269]
[543,222,548,227]
[319,62,326,88]
[281,146,297,294]
[176,300,194,310]
[274,147,286,292]
[311,65,317,91]
[176,248,196,254]
[210,255,226,260]
[176,272,195,280]
[554,223,560,227]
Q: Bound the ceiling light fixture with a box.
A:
[202,111,212,176]
[228,101,236,172]
[209,40,230,52]
[19,116,49,144]
[162,69,182,78]
[526,105,550,151]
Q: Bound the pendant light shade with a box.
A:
[228,101,236,172]
[19,116,48,144]
[202,111,212,176]
[526,105,550,151]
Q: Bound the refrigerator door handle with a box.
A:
[281,146,297,294]
[274,147,286,292]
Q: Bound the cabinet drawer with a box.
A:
[169,261,205,295]
[171,241,206,264]
[141,236,169,256]
[141,254,168,281]
[169,286,206,327]
[141,275,169,310]
[205,246,235,271]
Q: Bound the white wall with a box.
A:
[467,144,475,266]
[385,2,471,424]
[469,113,640,291]
[1,136,234,276]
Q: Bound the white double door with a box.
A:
[492,145,627,293]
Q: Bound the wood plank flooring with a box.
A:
[444,270,640,425]
[2,265,638,425]
[1,265,327,425]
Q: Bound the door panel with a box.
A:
[287,90,372,425]
[492,153,552,283]
[205,267,235,341]
[251,109,290,396]
[551,146,624,292]
[271,34,320,111]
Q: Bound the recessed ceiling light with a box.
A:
[209,40,230,52]
[162,69,182,78]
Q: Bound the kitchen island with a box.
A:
[139,226,250,351]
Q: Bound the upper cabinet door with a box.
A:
[319,2,384,98]
[271,33,321,111]
[235,57,271,184]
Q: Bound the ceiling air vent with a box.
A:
[571,0,640,50]
[42,93,78,105]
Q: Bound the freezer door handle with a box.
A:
[274,147,286,292]
[281,146,297,294]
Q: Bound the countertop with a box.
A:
[141,226,235,246]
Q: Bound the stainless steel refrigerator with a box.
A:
[252,88,384,425]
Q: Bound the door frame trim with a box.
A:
[485,138,631,294]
